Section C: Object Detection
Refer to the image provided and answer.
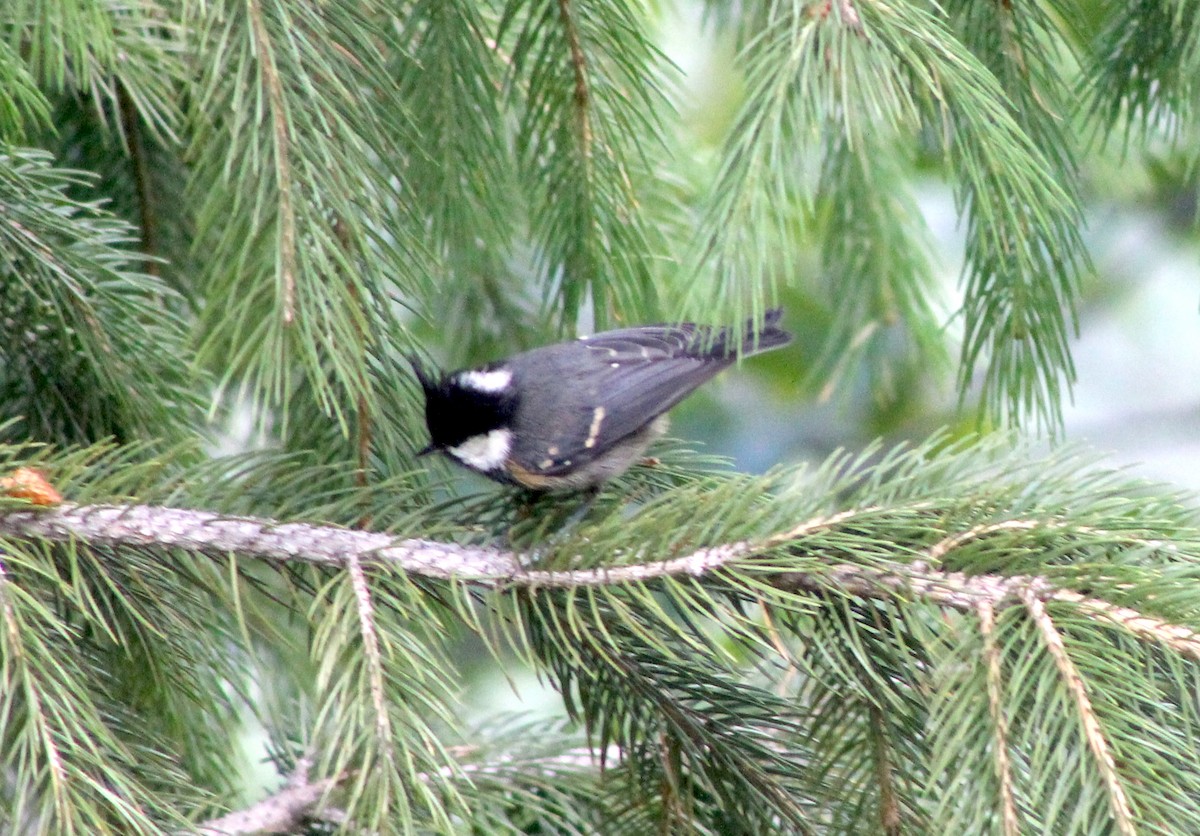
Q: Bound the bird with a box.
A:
[413,309,791,491]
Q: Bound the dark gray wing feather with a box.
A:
[507,312,790,475]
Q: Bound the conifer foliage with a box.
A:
[1,1,1199,833]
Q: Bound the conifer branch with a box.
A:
[6,0,1198,828]
[4,503,1198,663]
[0,550,70,810]
[116,82,157,269]
[553,0,599,317]
[1057,591,1200,659]
[196,757,342,835]
[195,746,617,835]
[923,519,1040,564]
[245,0,297,323]
[557,0,593,154]
[1020,588,1136,836]
[868,702,901,835]
[978,600,1019,836]
[345,553,395,763]
[333,218,373,498]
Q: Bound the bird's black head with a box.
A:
[413,362,519,453]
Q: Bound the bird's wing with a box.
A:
[508,326,735,475]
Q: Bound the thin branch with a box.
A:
[868,702,901,835]
[116,82,158,271]
[246,0,297,324]
[554,0,600,309]
[195,757,340,835]
[0,548,70,818]
[1054,590,1200,660]
[556,0,592,155]
[345,553,395,762]
[773,563,1200,663]
[195,747,616,835]
[336,218,372,504]
[924,519,1040,565]
[2,504,1199,663]
[978,600,1019,836]
[1021,588,1136,836]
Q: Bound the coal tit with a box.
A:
[414,309,791,490]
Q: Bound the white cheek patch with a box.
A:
[448,429,513,472]
[456,368,513,393]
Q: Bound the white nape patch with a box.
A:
[456,368,513,393]
[448,429,513,472]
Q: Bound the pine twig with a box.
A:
[868,702,901,835]
[245,0,297,324]
[1020,588,1136,835]
[977,600,1020,836]
[0,549,70,810]
[345,553,395,762]
[116,82,158,270]
[557,0,593,154]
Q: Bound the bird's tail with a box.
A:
[700,307,791,358]
[741,307,792,355]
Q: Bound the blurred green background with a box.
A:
[655,2,1200,491]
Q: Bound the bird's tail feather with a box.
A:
[701,307,791,357]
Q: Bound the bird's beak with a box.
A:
[407,353,434,391]
[416,443,437,457]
